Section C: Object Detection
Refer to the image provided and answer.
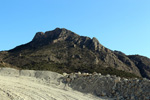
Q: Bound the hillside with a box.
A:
[0,28,150,79]
[0,68,105,100]
[0,68,149,100]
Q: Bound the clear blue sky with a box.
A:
[0,0,150,58]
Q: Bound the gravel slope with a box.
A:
[0,68,108,100]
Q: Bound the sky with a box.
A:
[0,0,150,58]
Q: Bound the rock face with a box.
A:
[128,55,150,79]
[64,73,150,100]
[0,28,150,78]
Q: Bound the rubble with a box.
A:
[61,72,150,100]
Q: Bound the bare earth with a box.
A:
[0,68,109,100]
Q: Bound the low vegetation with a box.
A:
[20,61,140,79]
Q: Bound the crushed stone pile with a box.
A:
[0,68,110,100]
[62,72,150,100]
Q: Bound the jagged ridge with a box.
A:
[1,28,150,79]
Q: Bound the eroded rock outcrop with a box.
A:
[62,72,150,100]
[128,55,150,79]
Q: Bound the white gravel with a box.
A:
[0,68,109,100]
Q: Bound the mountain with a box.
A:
[0,28,150,79]
[128,55,150,78]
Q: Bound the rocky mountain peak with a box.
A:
[92,37,99,43]
[90,37,105,52]
[31,28,108,52]
[92,37,101,50]
[32,28,78,42]
[3,27,150,79]
[33,32,45,40]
